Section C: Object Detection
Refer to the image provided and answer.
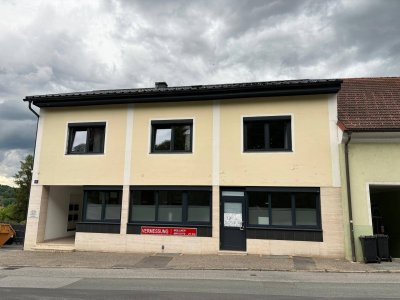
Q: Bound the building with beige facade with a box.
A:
[23,79,347,257]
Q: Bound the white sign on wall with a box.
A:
[29,210,38,219]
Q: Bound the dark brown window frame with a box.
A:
[67,122,106,155]
[128,186,212,226]
[82,187,122,223]
[243,116,292,152]
[245,187,321,230]
[150,119,193,153]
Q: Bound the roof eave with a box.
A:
[340,128,400,133]
[24,81,342,108]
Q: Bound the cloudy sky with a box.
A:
[0,0,399,186]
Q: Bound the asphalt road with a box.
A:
[0,267,400,299]
[2,288,399,300]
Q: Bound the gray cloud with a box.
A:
[0,119,36,150]
[0,0,399,184]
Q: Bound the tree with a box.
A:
[0,184,16,207]
[13,154,33,222]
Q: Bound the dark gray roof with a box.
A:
[25,79,339,99]
[24,79,342,107]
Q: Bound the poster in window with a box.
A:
[224,203,242,227]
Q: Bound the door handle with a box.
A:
[239,222,244,231]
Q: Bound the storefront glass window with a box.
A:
[248,191,269,225]
[271,192,292,226]
[187,191,210,222]
[158,191,183,222]
[131,191,156,222]
[295,193,317,226]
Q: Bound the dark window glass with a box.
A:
[85,191,103,221]
[88,127,105,153]
[269,120,286,149]
[187,191,210,222]
[158,191,182,222]
[152,121,192,152]
[173,125,191,151]
[131,191,156,222]
[271,193,292,226]
[295,193,317,226]
[68,124,105,154]
[248,192,269,225]
[244,117,291,151]
[246,122,265,150]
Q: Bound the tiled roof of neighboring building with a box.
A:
[338,77,400,131]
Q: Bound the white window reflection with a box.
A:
[155,128,172,150]
[72,131,87,153]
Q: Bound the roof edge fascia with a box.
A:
[24,81,342,108]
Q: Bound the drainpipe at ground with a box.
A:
[344,131,356,262]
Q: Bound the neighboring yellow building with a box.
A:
[23,79,345,257]
[338,78,400,262]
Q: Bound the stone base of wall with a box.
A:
[75,234,343,258]
[75,233,219,254]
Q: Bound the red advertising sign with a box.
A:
[141,226,197,236]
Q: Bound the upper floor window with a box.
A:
[67,122,105,154]
[151,120,193,153]
[243,116,292,152]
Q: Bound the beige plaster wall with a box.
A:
[38,105,127,185]
[220,95,333,187]
[130,101,213,186]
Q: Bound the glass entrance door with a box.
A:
[220,190,246,251]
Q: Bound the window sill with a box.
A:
[243,150,293,153]
[78,221,121,225]
[66,153,105,155]
[149,151,193,154]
